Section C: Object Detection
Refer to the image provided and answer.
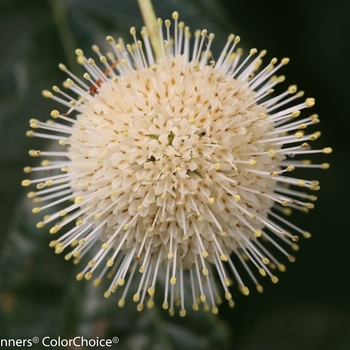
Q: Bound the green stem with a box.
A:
[47,0,80,75]
[137,0,161,59]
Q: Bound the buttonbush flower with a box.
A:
[23,11,331,316]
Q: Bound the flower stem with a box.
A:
[137,0,161,59]
[47,0,81,76]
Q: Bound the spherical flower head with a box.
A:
[23,12,331,315]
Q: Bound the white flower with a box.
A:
[23,11,331,316]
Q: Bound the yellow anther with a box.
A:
[36,183,45,190]
[106,259,114,267]
[295,131,304,139]
[291,243,299,251]
[250,48,257,55]
[277,264,286,272]
[58,63,67,71]
[249,159,256,165]
[192,303,199,311]
[214,163,221,170]
[73,250,81,258]
[36,221,45,228]
[49,240,57,248]
[228,299,235,308]
[84,272,92,280]
[303,231,312,239]
[259,268,266,276]
[29,150,42,157]
[130,26,136,36]
[208,197,215,204]
[77,56,85,65]
[256,284,264,293]
[21,179,31,187]
[49,225,61,234]
[202,268,209,275]
[55,245,64,254]
[271,276,279,284]
[75,48,83,56]
[42,90,53,98]
[106,35,114,43]
[76,273,84,281]
[288,255,296,263]
[234,195,241,202]
[254,229,262,237]
[268,149,275,157]
[179,309,186,317]
[241,286,250,296]
[224,292,232,301]
[45,180,53,186]
[292,110,301,117]
[211,306,219,315]
[172,11,179,20]
[83,73,91,80]
[220,254,228,262]
[262,257,269,265]
[170,277,176,285]
[93,278,101,287]
[133,293,140,303]
[27,192,36,199]
[323,147,332,154]
[202,250,208,258]
[64,253,72,261]
[147,300,154,309]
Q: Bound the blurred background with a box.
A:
[0,0,349,349]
